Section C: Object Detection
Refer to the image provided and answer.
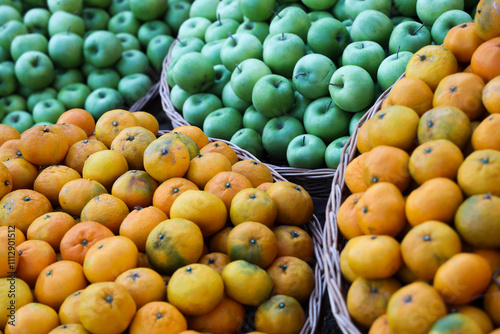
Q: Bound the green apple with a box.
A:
[0,94,26,115]
[376,50,413,91]
[307,18,349,60]
[14,51,54,90]
[27,87,57,112]
[203,107,243,140]
[230,128,264,158]
[57,82,91,109]
[83,30,123,68]
[341,41,385,80]
[116,32,141,51]
[1,110,34,133]
[0,5,21,25]
[263,32,306,78]
[288,91,311,122]
[108,11,140,35]
[23,8,50,36]
[177,17,212,40]
[171,37,205,62]
[269,6,311,42]
[165,1,191,34]
[47,0,83,14]
[47,11,85,37]
[84,0,112,8]
[118,73,153,105]
[240,0,276,22]
[138,21,172,47]
[10,33,48,61]
[350,9,393,48]
[393,0,417,16]
[3,0,22,12]
[252,74,294,118]
[182,93,223,127]
[85,87,125,120]
[325,135,349,169]
[220,32,263,72]
[304,1,338,10]
[207,64,231,96]
[416,0,464,27]
[431,9,472,45]
[287,134,326,169]
[116,49,150,76]
[236,19,269,43]
[81,61,98,77]
[303,96,352,143]
[147,34,175,72]
[172,52,215,93]
[391,16,415,25]
[345,0,392,19]
[231,58,272,102]
[388,21,431,54]
[109,0,130,16]
[48,32,83,69]
[262,116,305,161]
[293,53,336,100]
[52,68,84,90]
[348,109,366,135]
[242,105,269,134]
[204,18,239,43]
[190,0,220,21]
[87,68,120,90]
[170,84,192,111]
[0,20,27,54]
[328,65,374,112]
[201,39,224,65]
[82,8,110,31]
[217,0,244,22]
[332,0,348,20]
[166,57,178,88]
[130,0,168,21]
[32,98,65,124]
[342,18,353,33]
[221,81,251,113]
[0,61,16,96]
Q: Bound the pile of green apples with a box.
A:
[167,0,478,169]
[0,0,183,133]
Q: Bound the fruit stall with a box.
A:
[0,0,500,333]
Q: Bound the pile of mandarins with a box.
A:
[0,106,317,334]
[337,1,500,333]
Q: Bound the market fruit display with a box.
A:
[336,8,500,333]
[0,107,318,334]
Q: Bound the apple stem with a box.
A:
[360,42,364,49]
[326,100,333,111]
[274,80,282,88]
[268,8,281,18]
[228,32,236,46]
[302,136,306,146]
[281,32,285,41]
[67,26,71,33]
[346,14,355,21]
[218,13,222,26]
[175,37,186,46]
[411,22,426,36]
[396,45,400,59]
[235,61,242,73]
[33,55,39,67]
[327,82,344,88]
[294,72,306,79]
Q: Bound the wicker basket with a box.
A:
[158,40,336,198]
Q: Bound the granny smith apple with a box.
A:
[262,116,305,161]
[84,0,112,8]
[391,16,415,25]
[116,32,141,51]
[83,30,123,68]
[201,39,224,65]
[342,18,353,33]
[307,18,349,60]
[416,0,464,27]
[345,0,392,19]
[182,93,223,127]
[0,20,27,54]
[165,1,191,34]
[207,64,231,96]
[32,98,65,124]
[431,9,472,45]
[332,0,348,20]
[84,87,125,120]
[376,50,413,91]
[269,6,311,42]
[341,41,385,80]
[118,73,153,105]
[239,0,276,22]
[48,32,83,69]
[252,74,294,118]
[47,11,85,37]
[303,96,352,143]
[388,21,431,54]
[23,8,50,36]
[308,11,334,23]
[190,0,220,21]
[263,32,306,78]
[231,58,272,102]
[217,0,244,22]
[47,0,83,14]
[1,110,33,133]
[14,51,54,90]
[0,5,21,25]
[292,53,336,100]
[116,49,150,76]
[10,33,48,61]
[170,37,205,62]
[243,105,269,134]
[0,61,16,96]
[170,84,192,111]
[82,8,110,31]
[52,68,84,90]
[348,109,366,135]
[4,0,22,13]
[204,18,239,43]
[177,17,212,40]
[27,87,57,112]
[57,82,91,109]
[109,0,130,16]
[328,65,374,112]
[0,94,25,115]
[393,0,417,16]
[108,11,140,35]
[236,19,269,43]
[288,91,311,122]
[129,0,168,21]
[325,135,349,169]
[304,0,337,10]
[147,34,175,72]
[203,107,243,140]
[138,21,172,47]
[220,32,263,72]
[87,68,120,90]
[230,128,264,158]
[221,81,251,113]
[287,134,327,169]
[172,52,215,94]
[350,9,393,48]
[166,57,178,88]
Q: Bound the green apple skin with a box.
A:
[57,83,91,109]
[117,32,141,51]
[177,17,212,40]
[243,105,270,134]
[220,33,263,72]
[416,0,464,27]
[138,21,172,47]
[287,134,327,169]
[81,62,98,77]
[47,0,83,14]
[236,20,269,43]
[207,64,231,97]
[391,16,415,25]
[349,110,367,135]
[288,91,311,122]
[393,0,417,16]
[269,6,311,42]
[118,73,153,105]
[5,0,23,13]
[130,0,168,21]
[85,87,125,120]
[116,50,150,77]
[48,32,83,69]
[47,11,85,37]
[0,94,26,115]
[83,31,123,68]
[328,65,374,112]
[165,1,191,35]
[82,8,110,31]
[252,74,294,118]
[262,116,305,161]
[303,96,352,143]
[32,98,65,124]
[147,35,175,72]
[293,53,336,100]
[350,10,393,48]
[87,68,120,90]
[0,5,21,26]
[0,61,17,96]
[325,135,349,169]
[10,33,48,61]
[345,0,392,19]
[0,20,27,54]
[307,18,350,61]
[231,58,272,102]
[230,128,264,159]
[240,0,276,22]
[341,41,386,80]
[1,110,34,133]
[0,46,8,62]
[23,8,50,36]
[166,57,178,88]
[217,0,244,22]
[201,39,224,66]
[263,32,306,78]
[221,81,251,113]
[172,52,215,94]
[388,21,431,54]
[84,0,112,8]
[53,68,84,91]
[302,0,337,10]
[15,51,54,90]
[108,11,140,35]
[308,11,334,23]
[171,37,205,62]
[376,51,413,91]
[203,107,243,140]
[431,9,472,45]
[204,18,239,44]
[170,84,192,111]
[182,93,223,128]
[109,0,130,16]
[190,0,220,21]
[27,87,57,112]
[332,0,348,21]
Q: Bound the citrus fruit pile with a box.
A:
[0,107,317,334]
[336,4,500,333]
